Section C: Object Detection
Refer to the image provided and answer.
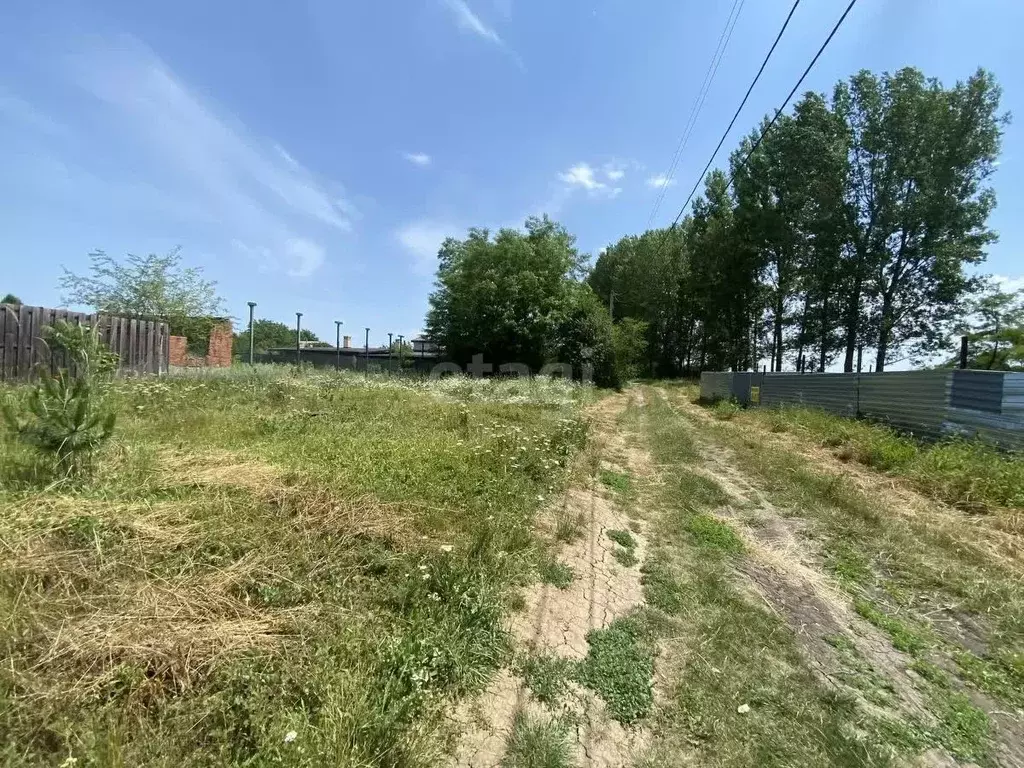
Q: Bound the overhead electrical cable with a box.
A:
[646,0,746,228]
[670,0,858,226]
[667,0,803,227]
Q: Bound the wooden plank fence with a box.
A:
[0,304,170,382]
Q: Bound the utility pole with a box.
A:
[364,327,370,378]
[295,312,303,366]
[959,335,969,369]
[856,345,863,374]
[246,301,257,365]
[335,320,344,371]
[388,333,393,373]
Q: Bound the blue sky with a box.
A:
[2,0,1023,346]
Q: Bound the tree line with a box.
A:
[428,66,1021,380]
[33,66,1022,381]
[587,66,1013,374]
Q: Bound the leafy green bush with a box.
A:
[710,399,742,420]
[2,321,118,476]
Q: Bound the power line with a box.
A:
[668,0,803,228]
[725,0,858,191]
[646,0,746,228]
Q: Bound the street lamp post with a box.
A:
[295,312,303,366]
[335,320,344,371]
[364,327,370,378]
[246,301,257,365]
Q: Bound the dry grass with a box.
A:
[1,369,590,766]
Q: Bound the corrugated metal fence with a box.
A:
[0,303,170,382]
[700,369,1024,450]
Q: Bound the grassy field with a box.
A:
[707,393,1024,515]
[5,370,1022,767]
[641,383,1024,766]
[0,368,590,767]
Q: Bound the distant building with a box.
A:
[260,333,440,372]
[411,336,440,356]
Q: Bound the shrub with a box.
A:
[2,321,118,476]
[710,399,742,420]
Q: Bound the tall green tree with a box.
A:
[589,226,684,375]
[427,216,608,378]
[1,294,22,305]
[833,68,1004,371]
[59,248,225,318]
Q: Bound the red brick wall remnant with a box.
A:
[169,319,233,368]
[169,335,189,366]
[206,322,233,367]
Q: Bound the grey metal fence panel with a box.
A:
[701,366,1024,450]
[858,370,951,439]
[760,373,858,417]
[945,372,1024,450]
[1003,373,1024,416]
[700,371,733,401]
[730,372,764,404]
[950,370,1003,413]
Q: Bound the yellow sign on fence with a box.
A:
[750,386,760,405]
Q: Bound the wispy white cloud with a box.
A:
[403,152,432,167]
[68,35,354,277]
[441,0,524,69]
[559,163,606,192]
[557,162,623,201]
[646,174,676,189]
[443,0,503,44]
[396,220,459,275]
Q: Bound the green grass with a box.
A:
[674,384,1024,717]
[606,529,636,548]
[538,558,575,589]
[640,557,685,615]
[501,712,573,768]
[935,693,990,762]
[853,600,930,655]
[553,507,584,543]
[612,547,639,567]
[631,388,942,767]
[520,654,574,706]
[738,403,1024,511]
[575,614,656,725]
[710,399,742,421]
[0,367,591,767]
[606,528,639,568]
[660,384,1024,762]
[685,513,743,554]
[599,468,632,495]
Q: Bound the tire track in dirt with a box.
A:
[450,392,652,768]
[659,387,1024,768]
[654,391,945,739]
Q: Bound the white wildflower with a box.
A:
[440,545,453,553]
[284,730,298,743]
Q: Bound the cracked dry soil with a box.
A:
[450,393,651,768]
